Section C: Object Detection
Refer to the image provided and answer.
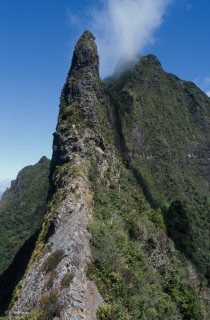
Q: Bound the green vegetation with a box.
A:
[165,197,210,280]
[61,271,74,288]
[164,268,204,320]
[59,102,86,136]
[7,291,61,320]
[0,157,50,276]
[105,55,210,281]
[42,250,64,273]
[0,157,50,315]
[88,156,205,319]
[39,290,61,320]
[97,304,118,320]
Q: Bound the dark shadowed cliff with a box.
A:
[0,157,50,313]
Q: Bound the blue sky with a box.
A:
[0,0,210,180]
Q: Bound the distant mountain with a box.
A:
[0,156,50,313]
[0,180,11,198]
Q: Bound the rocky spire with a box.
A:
[9,31,106,320]
[70,31,99,75]
[50,30,103,182]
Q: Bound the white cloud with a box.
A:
[91,0,171,77]
[206,91,210,97]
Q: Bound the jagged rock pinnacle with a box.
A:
[49,30,102,187]
[144,54,161,66]
[10,30,105,319]
[70,30,99,75]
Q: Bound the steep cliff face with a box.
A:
[8,32,210,320]
[104,56,210,280]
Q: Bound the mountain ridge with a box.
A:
[104,53,210,282]
[4,31,210,319]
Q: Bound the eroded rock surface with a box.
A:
[10,31,105,320]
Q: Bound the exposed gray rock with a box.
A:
[10,31,105,320]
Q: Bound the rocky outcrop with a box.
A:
[9,31,107,320]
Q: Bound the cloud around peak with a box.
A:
[90,0,171,77]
